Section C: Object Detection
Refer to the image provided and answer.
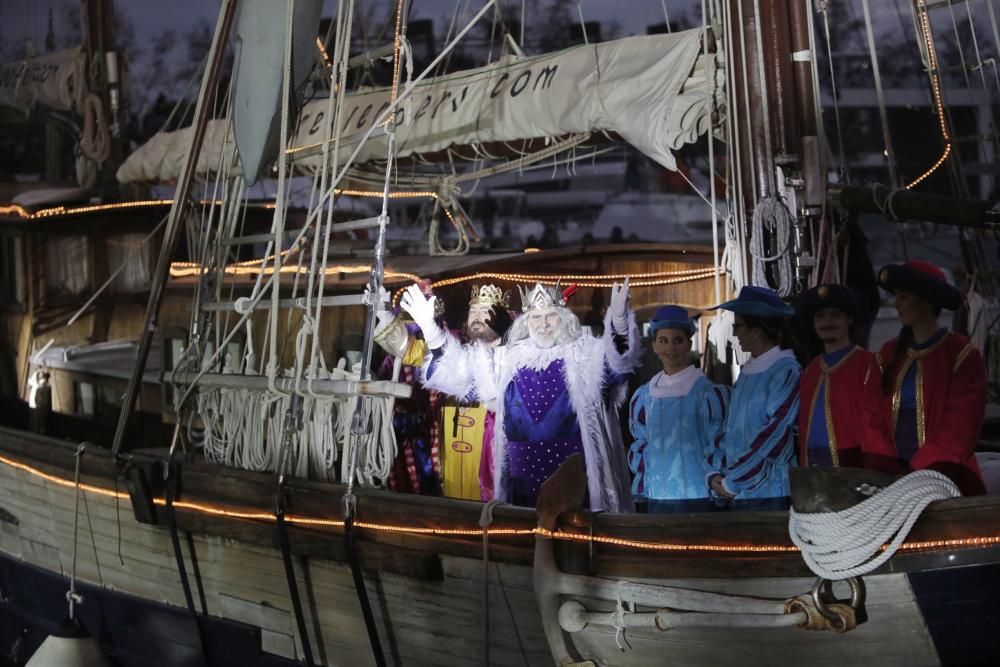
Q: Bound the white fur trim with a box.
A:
[420,334,474,398]
[603,309,641,377]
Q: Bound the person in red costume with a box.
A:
[875,260,987,495]
[796,284,891,469]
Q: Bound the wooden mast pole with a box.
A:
[110,0,239,461]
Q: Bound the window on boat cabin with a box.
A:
[0,234,25,307]
[75,381,95,416]
[45,235,91,298]
[107,233,151,293]
[74,380,124,420]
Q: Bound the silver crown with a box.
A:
[518,282,563,313]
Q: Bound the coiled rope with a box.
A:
[788,469,960,580]
[749,195,794,296]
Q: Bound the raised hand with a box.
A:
[400,284,445,348]
[609,276,631,332]
[486,306,513,338]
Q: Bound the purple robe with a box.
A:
[503,359,585,507]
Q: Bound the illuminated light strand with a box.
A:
[0,198,261,221]
[2,454,1000,555]
[385,0,406,127]
[169,260,418,283]
[315,36,332,68]
[0,453,128,500]
[0,204,32,218]
[0,191,440,221]
[906,2,953,190]
[431,267,718,287]
[335,188,438,200]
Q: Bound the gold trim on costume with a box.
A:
[889,333,947,443]
[804,378,821,466]
[891,352,916,440]
[804,346,858,467]
[953,342,974,373]
[822,373,840,467]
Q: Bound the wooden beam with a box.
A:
[830,184,999,230]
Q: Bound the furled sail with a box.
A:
[117,28,716,184]
[0,46,86,113]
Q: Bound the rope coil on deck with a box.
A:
[788,469,961,580]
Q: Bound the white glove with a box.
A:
[399,284,446,349]
[609,276,630,334]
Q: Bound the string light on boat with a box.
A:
[3,454,1000,556]
[386,0,407,127]
[315,36,332,68]
[431,267,720,289]
[0,199,247,220]
[906,1,952,190]
[170,259,418,283]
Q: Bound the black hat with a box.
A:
[878,260,962,311]
[795,284,862,326]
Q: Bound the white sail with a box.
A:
[117,29,716,184]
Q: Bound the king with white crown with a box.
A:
[400,277,640,512]
[518,283,563,312]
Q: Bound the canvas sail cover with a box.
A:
[117,29,715,184]
[0,46,86,113]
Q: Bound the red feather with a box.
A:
[561,285,579,302]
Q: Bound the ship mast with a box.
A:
[726,0,825,294]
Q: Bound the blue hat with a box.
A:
[710,285,794,318]
[649,305,695,336]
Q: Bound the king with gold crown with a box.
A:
[400,279,639,512]
[373,282,514,500]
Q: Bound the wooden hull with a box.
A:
[2,426,1000,665]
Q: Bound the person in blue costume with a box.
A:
[628,306,729,513]
[706,286,800,510]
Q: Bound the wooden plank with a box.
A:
[5,425,1000,582]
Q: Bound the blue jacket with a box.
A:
[708,347,800,500]
[628,367,729,501]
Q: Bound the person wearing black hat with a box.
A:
[627,306,730,512]
[796,284,892,470]
[874,260,987,495]
[705,286,800,509]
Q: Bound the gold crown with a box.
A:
[518,282,563,312]
[469,283,510,308]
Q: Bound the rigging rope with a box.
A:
[749,196,794,296]
[789,470,960,580]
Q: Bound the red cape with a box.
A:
[876,332,986,496]
[798,346,893,469]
